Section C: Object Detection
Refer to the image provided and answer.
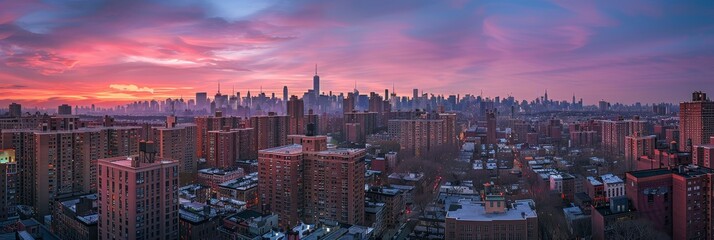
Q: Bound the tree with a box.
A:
[608,218,670,240]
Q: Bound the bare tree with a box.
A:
[608,218,670,240]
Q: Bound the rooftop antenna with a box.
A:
[315,64,318,75]
[217,81,221,94]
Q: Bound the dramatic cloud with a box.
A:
[0,0,713,107]
[109,84,155,94]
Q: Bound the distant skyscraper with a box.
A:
[313,64,320,97]
[283,86,288,103]
[679,91,714,152]
[196,92,207,111]
[343,93,355,113]
[8,103,21,118]
[598,100,610,112]
[57,104,72,115]
[214,83,224,110]
[98,142,179,240]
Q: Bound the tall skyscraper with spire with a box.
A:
[313,64,320,98]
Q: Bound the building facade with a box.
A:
[97,144,179,240]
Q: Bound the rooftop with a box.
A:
[627,168,672,179]
[198,168,243,175]
[388,172,424,181]
[600,174,623,184]
[586,176,602,186]
[367,186,401,196]
[317,148,365,156]
[673,165,714,178]
[259,144,303,155]
[446,199,537,222]
[219,172,258,190]
[562,205,588,220]
[101,156,177,169]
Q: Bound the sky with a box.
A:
[1,0,713,108]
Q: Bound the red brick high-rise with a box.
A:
[152,117,197,173]
[287,95,305,135]
[0,149,17,220]
[486,110,497,145]
[195,111,242,158]
[601,116,648,156]
[388,119,445,156]
[1,126,141,217]
[624,133,656,171]
[207,127,256,169]
[679,91,714,152]
[626,166,714,239]
[98,142,179,240]
[693,143,714,168]
[249,112,289,151]
[258,129,365,228]
[343,111,377,143]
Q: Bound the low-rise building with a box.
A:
[445,196,538,240]
[197,168,245,189]
[178,202,221,240]
[51,194,98,240]
[216,210,279,240]
[217,172,259,210]
[365,186,405,228]
[364,201,385,237]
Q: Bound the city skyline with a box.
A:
[1,0,713,108]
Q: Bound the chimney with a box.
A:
[130,156,140,168]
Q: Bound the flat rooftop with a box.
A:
[99,156,177,169]
[628,168,672,179]
[259,144,303,154]
[446,199,537,221]
[317,148,365,156]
